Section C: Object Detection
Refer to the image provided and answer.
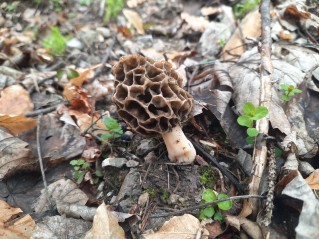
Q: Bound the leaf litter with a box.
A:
[0,0,319,238]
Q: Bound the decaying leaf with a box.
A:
[56,202,96,221]
[31,215,91,239]
[123,9,145,35]
[282,172,319,239]
[33,179,89,212]
[181,12,209,32]
[0,115,37,135]
[0,85,34,115]
[143,214,209,239]
[84,203,125,239]
[38,113,86,161]
[225,215,263,239]
[0,200,36,239]
[0,128,36,180]
[127,0,146,8]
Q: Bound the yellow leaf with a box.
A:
[0,114,37,135]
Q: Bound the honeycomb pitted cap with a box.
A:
[112,54,194,137]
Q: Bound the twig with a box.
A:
[36,114,53,209]
[260,142,276,226]
[25,101,67,117]
[149,195,265,218]
[190,139,245,193]
[248,0,273,218]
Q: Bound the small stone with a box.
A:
[67,38,83,49]
[102,158,128,168]
[126,160,139,168]
[96,27,111,38]
[168,194,185,205]
[144,151,157,164]
[136,139,156,156]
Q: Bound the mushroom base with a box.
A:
[162,125,196,164]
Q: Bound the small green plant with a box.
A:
[42,26,71,56]
[70,159,91,183]
[237,102,269,144]
[100,117,123,140]
[6,2,18,11]
[280,84,302,101]
[218,39,226,48]
[199,166,217,187]
[70,159,103,184]
[233,0,260,19]
[57,68,79,80]
[199,189,233,221]
[104,0,124,23]
[79,0,92,6]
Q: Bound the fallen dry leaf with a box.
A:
[84,203,125,239]
[222,10,261,60]
[305,169,319,190]
[143,214,209,239]
[181,12,209,32]
[0,114,37,135]
[31,215,91,239]
[123,9,145,35]
[0,128,36,180]
[225,215,263,239]
[33,178,89,212]
[0,85,34,115]
[0,200,36,239]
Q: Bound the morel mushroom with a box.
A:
[112,55,196,164]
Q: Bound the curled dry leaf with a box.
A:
[180,12,209,32]
[33,179,89,212]
[84,203,125,239]
[0,200,36,239]
[0,128,36,180]
[143,214,209,239]
[127,0,146,8]
[225,215,263,239]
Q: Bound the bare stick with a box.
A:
[248,0,273,218]
[37,114,53,209]
[150,195,265,218]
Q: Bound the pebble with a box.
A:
[102,157,128,168]
[67,38,83,49]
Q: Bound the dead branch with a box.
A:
[248,0,273,218]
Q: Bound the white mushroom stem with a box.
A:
[161,125,196,164]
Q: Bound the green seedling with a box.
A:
[70,159,103,184]
[233,0,260,19]
[199,189,233,221]
[42,26,71,56]
[280,84,302,101]
[79,0,92,5]
[104,0,124,23]
[237,102,269,144]
[100,117,123,140]
[57,68,79,80]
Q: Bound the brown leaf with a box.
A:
[305,169,319,190]
[0,115,37,135]
[123,9,145,35]
[0,200,36,238]
[222,10,261,60]
[0,85,34,115]
[143,214,209,239]
[0,128,36,180]
[84,203,125,239]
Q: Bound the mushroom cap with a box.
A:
[112,54,194,137]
